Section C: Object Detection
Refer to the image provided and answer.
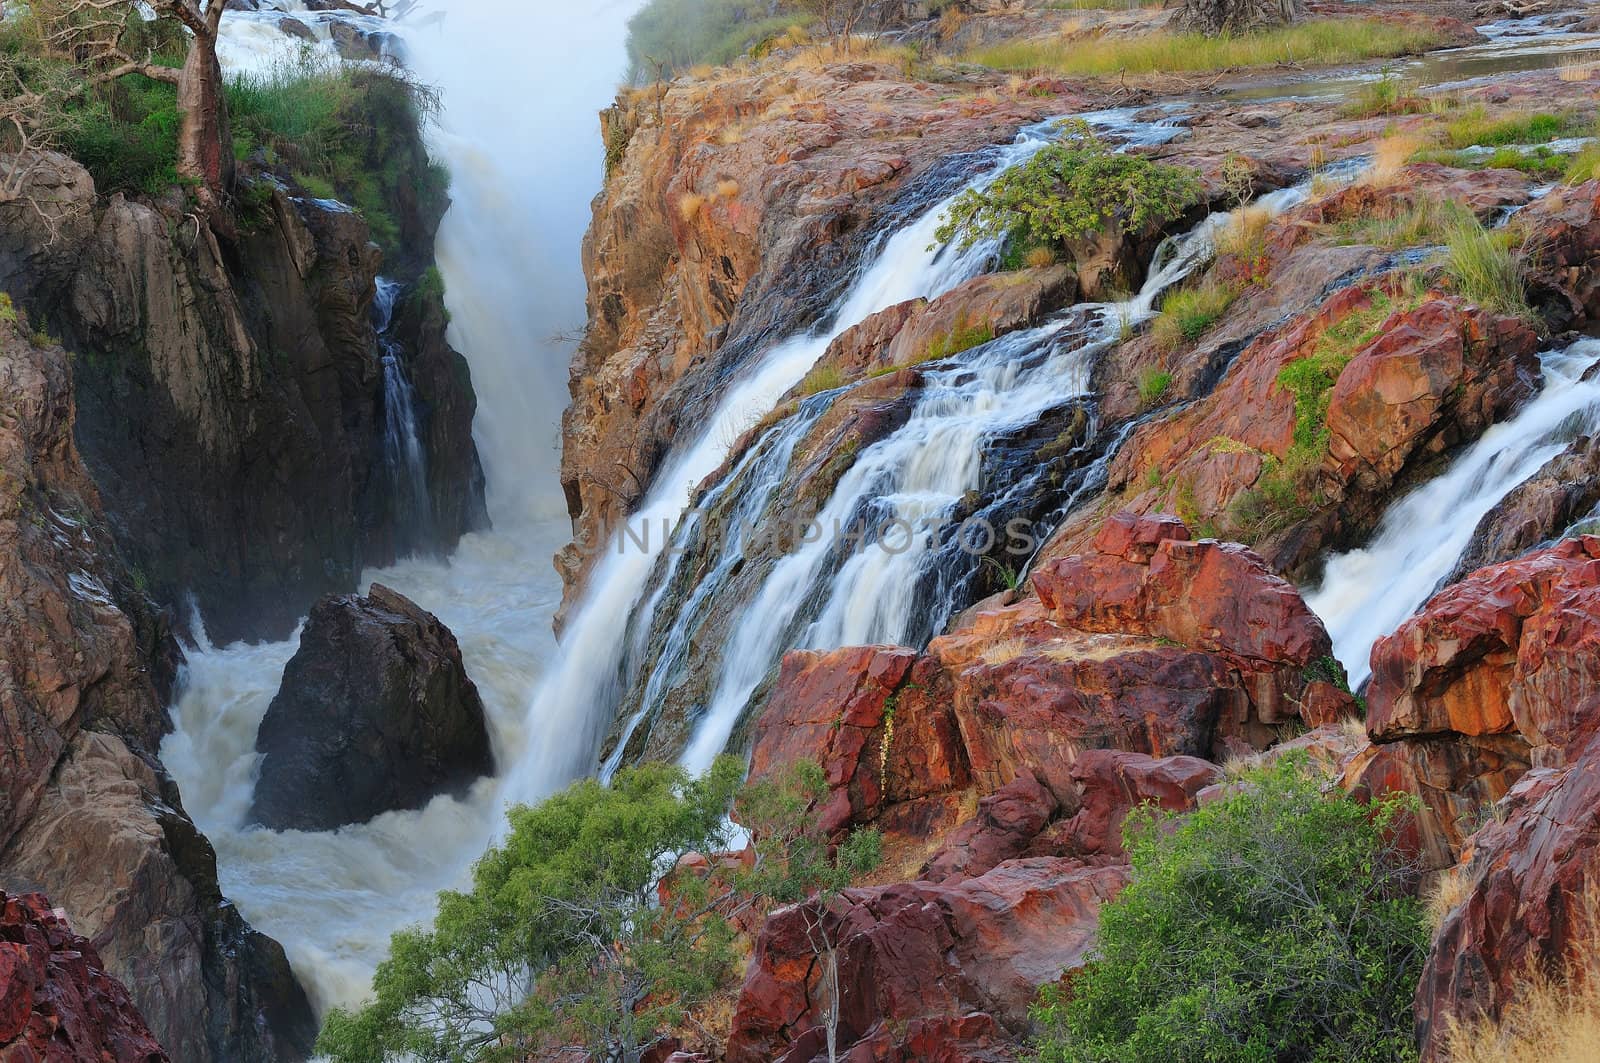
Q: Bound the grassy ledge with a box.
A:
[966,19,1446,77]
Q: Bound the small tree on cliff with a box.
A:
[14,0,233,213]
[1167,0,1306,35]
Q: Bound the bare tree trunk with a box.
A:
[823,945,840,1063]
[1168,0,1306,34]
[175,31,232,212]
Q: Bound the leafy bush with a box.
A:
[61,71,184,196]
[319,758,881,1063]
[1032,754,1427,1063]
[935,121,1201,257]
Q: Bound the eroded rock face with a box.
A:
[1347,537,1600,872]
[725,859,1129,1063]
[560,60,1079,609]
[1451,434,1600,582]
[0,890,169,1063]
[250,583,495,831]
[0,321,314,1061]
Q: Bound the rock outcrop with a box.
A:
[8,97,484,645]
[726,514,1342,1059]
[250,583,495,831]
[1451,434,1600,581]
[0,890,169,1062]
[562,59,1081,608]
[0,319,315,1061]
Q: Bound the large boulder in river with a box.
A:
[250,584,495,831]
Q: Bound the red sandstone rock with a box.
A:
[1041,750,1221,859]
[1416,724,1600,1060]
[725,858,1127,1063]
[0,890,168,1062]
[920,775,1058,884]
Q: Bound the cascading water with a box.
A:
[669,163,1352,774]
[373,277,434,540]
[162,0,644,1014]
[1307,338,1600,688]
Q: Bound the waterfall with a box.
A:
[1307,338,1600,688]
[164,0,643,1015]
[669,165,1350,774]
[373,277,434,541]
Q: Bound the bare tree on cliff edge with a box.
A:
[5,0,232,220]
[1168,0,1305,34]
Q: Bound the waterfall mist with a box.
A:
[163,0,645,1016]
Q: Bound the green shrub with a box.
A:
[0,293,15,325]
[935,121,1201,256]
[61,72,183,196]
[1032,754,1427,1063]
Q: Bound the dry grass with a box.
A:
[1023,244,1059,269]
[1425,865,1472,932]
[980,636,1031,666]
[1558,56,1597,82]
[715,179,741,199]
[1444,881,1600,1063]
[966,20,1445,78]
[677,192,706,221]
[1367,133,1426,188]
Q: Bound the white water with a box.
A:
[677,164,1343,773]
[499,114,1084,805]
[164,0,643,1015]
[1308,339,1600,688]
[373,277,432,537]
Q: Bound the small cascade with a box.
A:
[373,278,434,544]
[1308,339,1600,688]
[671,165,1346,774]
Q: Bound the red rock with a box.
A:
[725,858,1127,1063]
[1366,537,1600,751]
[748,647,968,839]
[920,775,1058,884]
[0,891,167,1062]
[1415,722,1600,1060]
[1042,750,1221,859]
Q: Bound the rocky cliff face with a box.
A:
[3,99,485,646]
[561,59,1079,611]
[0,316,314,1060]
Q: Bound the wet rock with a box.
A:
[1452,434,1600,581]
[1520,181,1600,330]
[0,890,169,1062]
[725,858,1128,1063]
[0,152,96,307]
[250,583,495,831]
[0,321,314,1061]
[1415,724,1600,1061]
[561,60,1081,610]
[1347,536,1600,869]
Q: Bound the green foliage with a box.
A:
[1439,210,1531,319]
[798,362,845,395]
[228,54,447,256]
[1135,368,1173,408]
[1330,197,1469,250]
[316,759,745,1063]
[1031,754,1427,1063]
[1340,68,1423,118]
[935,122,1201,259]
[625,0,811,79]
[0,293,15,325]
[319,758,883,1063]
[1443,106,1580,150]
[1152,279,1240,350]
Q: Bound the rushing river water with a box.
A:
[164,0,643,1015]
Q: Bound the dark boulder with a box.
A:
[250,584,494,831]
